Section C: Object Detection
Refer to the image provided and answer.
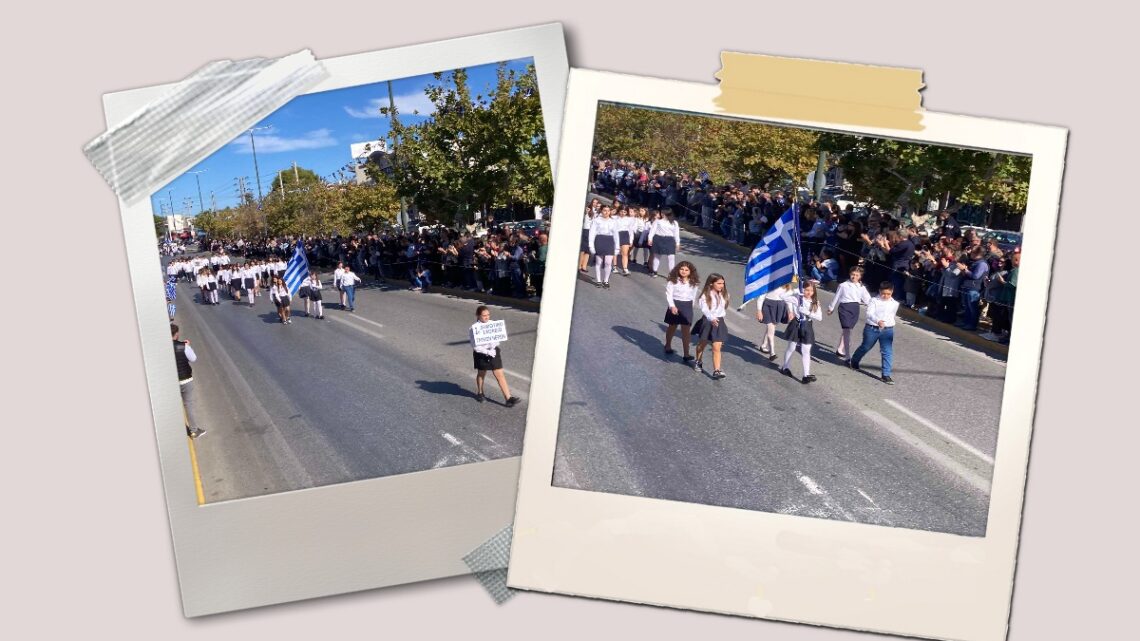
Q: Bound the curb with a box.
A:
[362,277,541,312]
[674,222,1009,358]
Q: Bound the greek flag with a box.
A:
[742,204,800,304]
[283,242,309,295]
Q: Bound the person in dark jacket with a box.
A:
[956,247,990,331]
[172,323,204,439]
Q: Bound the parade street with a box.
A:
[553,229,1006,537]
[173,274,534,503]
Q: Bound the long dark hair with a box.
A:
[701,273,729,309]
[667,260,699,286]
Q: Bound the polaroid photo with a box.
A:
[105,24,566,616]
[509,68,1066,641]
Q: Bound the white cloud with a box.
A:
[343,92,436,119]
[232,129,337,154]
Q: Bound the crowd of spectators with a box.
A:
[592,157,1020,343]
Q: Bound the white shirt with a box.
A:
[666,280,699,307]
[333,267,345,286]
[270,284,291,302]
[307,277,322,291]
[588,216,620,254]
[698,291,727,320]
[340,271,361,287]
[828,280,872,312]
[764,287,790,301]
[784,292,823,322]
[648,219,680,243]
[865,297,900,328]
[617,216,636,234]
[469,321,500,357]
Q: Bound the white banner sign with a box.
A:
[471,320,508,348]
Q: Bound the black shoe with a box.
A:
[694,360,703,372]
[781,368,794,378]
[595,281,603,288]
[682,355,695,363]
[505,396,521,407]
[476,393,485,403]
[802,374,817,384]
[665,347,675,355]
[849,361,861,372]
[882,376,895,385]
[768,353,778,362]
[603,282,611,289]
[712,369,727,380]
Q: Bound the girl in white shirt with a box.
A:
[205,269,219,305]
[469,305,521,407]
[303,272,324,319]
[617,209,636,275]
[632,209,649,268]
[693,272,729,379]
[826,266,872,361]
[647,210,681,278]
[781,281,824,383]
[756,283,792,361]
[663,261,700,362]
[243,264,257,307]
[579,204,597,273]
[588,206,620,289]
[196,269,209,305]
[270,277,293,324]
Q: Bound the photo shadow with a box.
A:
[415,379,480,400]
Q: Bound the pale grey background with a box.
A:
[6,1,1132,639]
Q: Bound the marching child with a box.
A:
[647,209,681,277]
[334,261,346,309]
[304,272,324,319]
[756,283,793,361]
[205,268,219,305]
[693,273,729,379]
[663,261,700,362]
[469,305,521,407]
[270,276,293,324]
[826,266,871,361]
[781,280,824,383]
[849,281,901,385]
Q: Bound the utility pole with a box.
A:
[388,79,408,230]
[279,170,286,202]
[247,126,271,204]
[167,190,175,215]
[210,192,216,211]
[814,150,827,202]
[187,169,207,212]
[293,161,299,184]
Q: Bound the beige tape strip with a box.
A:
[714,52,925,130]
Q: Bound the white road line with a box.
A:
[796,473,825,495]
[439,431,490,462]
[478,433,498,445]
[862,409,991,494]
[343,314,385,331]
[883,399,995,465]
[441,431,462,446]
[856,488,879,507]
[326,315,386,340]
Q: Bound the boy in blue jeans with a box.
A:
[850,281,901,385]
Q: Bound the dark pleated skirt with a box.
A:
[783,318,816,344]
[664,299,694,326]
[693,315,728,342]
[593,234,616,256]
[473,347,503,371]
[580,228,590,252]
[837,301,861,329]
[653,235,676,255]
[618,231,632,247]
[760,298,786,324]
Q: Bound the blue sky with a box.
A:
[151,57,535,216]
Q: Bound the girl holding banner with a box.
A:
[469,305,521,407]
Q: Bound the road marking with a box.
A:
[856,488,878,507]
[442,431,462,446]
[439,431,490,462]
[478,432,498,445]
[797,473,825,495]
[883,399,995,465]
[187,433,205,506]
[343,314,385,331]
[862,409,991,494]
[327,315,386,340]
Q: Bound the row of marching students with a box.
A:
[188,262,333,325]
[659,263,901,385]
[579,201,683,288]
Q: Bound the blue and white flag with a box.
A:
[283,242,309,295]
[742,204,800,304]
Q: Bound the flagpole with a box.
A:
[791,183,805,293]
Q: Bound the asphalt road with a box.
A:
[171,271,535,503]
[553,228,1007,537]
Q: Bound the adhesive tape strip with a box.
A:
[85,50,329,205]
[463,525,517,604]
[714,52,925,131]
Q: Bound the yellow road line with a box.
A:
[184,406,205,505]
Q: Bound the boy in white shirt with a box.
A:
[849,282,901,385]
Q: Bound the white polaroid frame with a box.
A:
[508,69,1066,641]
[105,24,567,617]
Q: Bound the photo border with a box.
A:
[106,24,567,617]
[508,68,1065,641]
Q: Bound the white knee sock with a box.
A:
[802,343,813,375]
[603,256,614,282]
[595,257,603,282]
[766,324,776,352]
[316,301,323,316]
[667,255,676,271]
[840,328,851,355]
[652,256,660,273]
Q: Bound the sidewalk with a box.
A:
[676,220,1008,358]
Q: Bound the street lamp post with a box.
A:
[187,169,208,212]
[248,126,271,237]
